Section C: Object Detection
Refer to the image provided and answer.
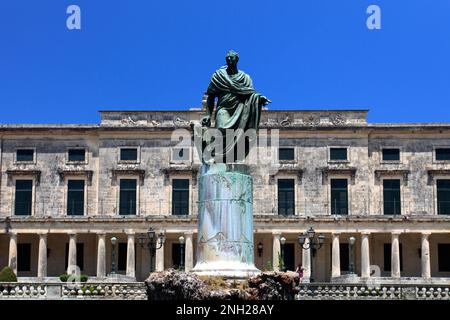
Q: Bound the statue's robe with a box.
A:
[205,67,264,162]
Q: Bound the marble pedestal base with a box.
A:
[192,164,260,279]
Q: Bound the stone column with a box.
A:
[67,233,77,273]
[184,232,194,272]
[272,232,281,271]
[96,233,106,278]
[391,232,401,278]
[361,232,371,278]
[302,237,311,280]
[37,233,48,278]
[331,233,341,278]
[8,232,18,275]
[421,233,431,279]
[126,232,136,278]
[155,234,165,272]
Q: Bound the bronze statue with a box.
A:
[198,50,271,163]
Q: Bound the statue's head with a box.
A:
[226,50,239,68]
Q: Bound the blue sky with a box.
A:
[0,0,449,124]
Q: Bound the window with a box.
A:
[16,149,34,162]
[278,179,295,215]
[330,148,347,161]
[279,148,295,161]
[17,243,31,272]
[119,179,137,215]
[67,180,85,215]
[172,179,189,215]
[437,180,450,215]
[120,148,138,161]
[331,179,348,215]
[15,180,33,215]
[438,244,450,272]
[172,147,190,162]
[383,243,403,272]
[382,148,400,161]
[68,149,86,162]
[436,148,450,161]
[64,243,84,271]
[383,179,401,215]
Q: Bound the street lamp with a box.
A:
[5,217,11,233]
[298,227,325,282]
[257,242,264,258]
[138,227,165,272]
[280,236,286,271]
[110,236,117,274]
[348,236,356,274]
[179,235,185,271]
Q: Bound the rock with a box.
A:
[145,270,209,300]
[145,270,299,300]
[247,271,299,300]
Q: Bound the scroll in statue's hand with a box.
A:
[260,96,272,106]
[201,115,211,127]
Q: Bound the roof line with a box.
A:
[98,109,370,113]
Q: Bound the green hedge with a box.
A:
[59,274,88,282]
[0,266,17,282]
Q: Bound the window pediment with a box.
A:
[111,168,146,185]
[6,169,41,185]
[374,169,410,184]
[57,169,93,184]
[269,165,303,184]
[320,167,357,184]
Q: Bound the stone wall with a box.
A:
[1,110,449,220]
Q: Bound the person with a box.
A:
[295,264,304,285]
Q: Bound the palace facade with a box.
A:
[0,109,450,283]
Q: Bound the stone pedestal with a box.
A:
[192,164,260,278]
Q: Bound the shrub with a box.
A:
[278,253,285,271]
[80,275,88,282]
[0,266,17,282]
[146,270,209,300]
[59,273,88,282]
[199,276,228,290]
[231,278,238,289]
[59,274,69,282]
[81,285,104,295]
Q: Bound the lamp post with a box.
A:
[298,227,325,282]
[110,236,117,274]
[348,236,356,274]
[179,235,185,271]
[137,227,165,272]
[257,242,263,258]
[280,236,286,271]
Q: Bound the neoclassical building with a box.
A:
[0,109,449,283]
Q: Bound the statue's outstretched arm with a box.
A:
[206,94,215,117]
[200,94,215,127]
